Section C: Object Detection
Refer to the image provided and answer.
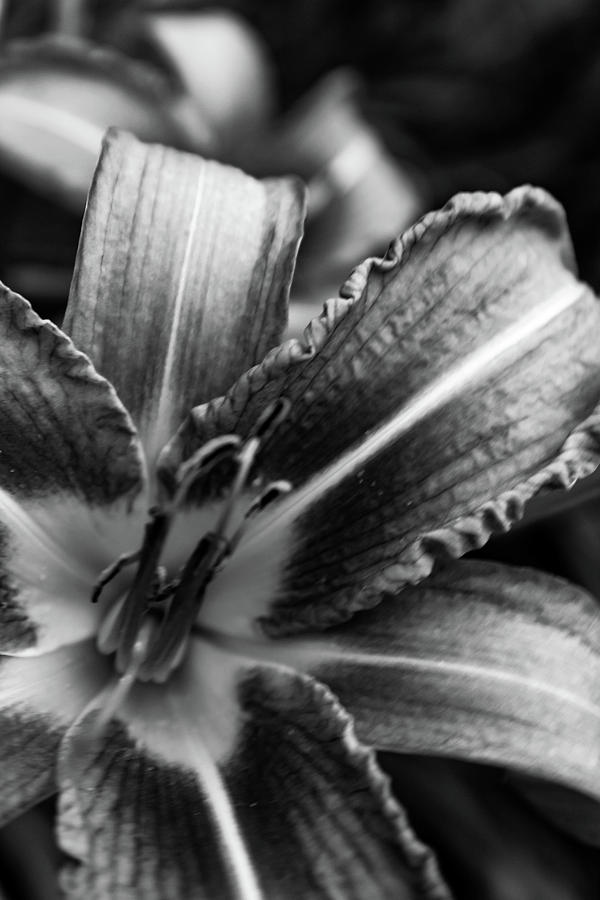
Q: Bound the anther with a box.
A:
[245,480,293,516]
[141,532,224,677]
[92,508,168,608]
[94,434,241,672]
[249,397,291,443]
[170,434,241,510]
[150,634,189,684]
[93,401,293,684]
[93,436,239,609]
[226,480,293,557]
[211,437,261,544]
[139,406,293,679]
[91,549,141,604]
[114,508,172,673]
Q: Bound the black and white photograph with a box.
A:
[0,2,599,898]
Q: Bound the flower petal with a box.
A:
[162,186,600,634]
[145,10,274,155]
[0,37,209,211]
[0,641,111,826]
[57,643,449,899]
[299,559,600,845]
[381,756,600,900]
[64,130,305,470]
[0,284,146,653]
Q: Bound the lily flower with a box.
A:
[2,130,600,900]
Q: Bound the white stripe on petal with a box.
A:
[166,688,264,900]
[241,281,587,552]
[148,168,206,465]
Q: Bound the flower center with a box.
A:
[93,399,291,685]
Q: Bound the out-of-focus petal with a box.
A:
[297,559,600,845]
[0,38,210,211]
[0,283,146,653]
[0,641,110,826]
[64,130,305,471]
[164,186,600,635]
[57,643,449,899]
[144,10,274,156]
[252,69,424,334]
[381,756,600,900]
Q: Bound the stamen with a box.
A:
[91,508,167,610]
[115,509,172,674]
[141,532,225,677]
[93,436,240,606]
[170,434,241,510]
[94,617,157,735]
[96,435,241,672]
[91,549,141,604]
[141,436,264,678]
[249,396,291,442]
[226,480,293,557]
[244,480,293,517]
[97,592,128,655]
[142,405,293,679]
[150,634,189,684]
[212,437,261,541]
[95,399,293,684]
[151,577,181,604]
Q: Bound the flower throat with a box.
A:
[92,399,291,685]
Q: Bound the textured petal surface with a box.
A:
[0,284,145,652]
[57,644,449,899]
[300,559,600,845]
[0,641,110,826]
[163,187,600,634]
[65,130,305,470]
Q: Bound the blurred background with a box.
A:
[1,1,600,897]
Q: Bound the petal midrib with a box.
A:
[317,645,600,724]
[164,683,264,900]
[147,165,206,467]
[237,281,587,556]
